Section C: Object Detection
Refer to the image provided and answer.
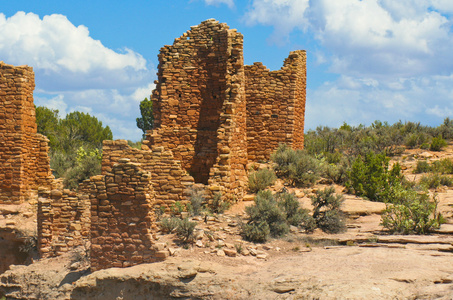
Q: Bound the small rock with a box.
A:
[249,248,257,256]
[262,245,273,250]
[217,240,225,247]
[69,262,81,270]
[275,247,281,251]
[168,248,179,256]
[217,249,225,257]
[223,248,237,257]
[224,242,234,249]
[196,240,203,248]
[241,249,250,256]
[256,253,268,259]
[194,229,204,240]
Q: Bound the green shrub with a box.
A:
[160,217,181,233]
[420,143,430,150]
[413,160,432,174]
[311,187,346,233]
[176,218,197,242]
[420,173,453,189]
[188,186,206,216]
[430,136,447,151]
[346,151,403,201]
[381,190,444,234]
[271,144,320,187]
[207,192,230,214]
[248,168,277,193]
[431,158,453,174]
[276,192,316,232]
[241,221,270,243]
[245,190,289,238]
[322,156,351,184]
[439,175,453,187]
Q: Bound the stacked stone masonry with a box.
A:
[102,140,195,210]
[87,159,167,271]
[30,18,307,271]
[245,51,306,161]
[0,62,54,204]
[38,187,91,258]
[147,19,306,202]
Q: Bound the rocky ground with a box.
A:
[1,147,453,299]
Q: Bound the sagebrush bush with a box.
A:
[248,168,277,193]
[321,155,351,184]
[381,189,444,234]
[243,190,318,242]
[311,187,346,233]
[419,173,453,189]
[188,186,206,216]
[276,192,316,232]
[413,160,431,174]
[430,136,447,151]
[207,192,230,214]
[241,221,270,243]
[271,144,320,187]
[176,218,197,242]
[245,190,289,239]
[160,217,180,233]
[431,158,453,174]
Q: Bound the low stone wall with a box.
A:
[102,140,195,211]
[89,159,166,271]
[37,188,91,258]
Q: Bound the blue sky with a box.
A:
[1,0,453,141]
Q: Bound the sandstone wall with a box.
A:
[37,188,91,258]
[89,159,166,271]
[102,140,194,210]
[245,51,307,161]
[147,19,248,202]
[0,62,53,204]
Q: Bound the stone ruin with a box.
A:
[1,19,306,272]
[0,62,54,204]
[148,19,306,202]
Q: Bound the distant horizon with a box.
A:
[2,1,453,141]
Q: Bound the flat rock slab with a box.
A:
[342,198,386,216]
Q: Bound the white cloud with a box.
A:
[0,11,156,141]
[245,0,453,128]
[204,0,234,8]
[305,74,453,130]
[245,0,453,77]
[0,12,152,91]
[243,0,309,44]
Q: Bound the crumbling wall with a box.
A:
[245,51,307,161]
[147,19,248,202]
[37,188,91,258]
[89,159,165,271]
[102,140,195,210]
[0,62,53,204]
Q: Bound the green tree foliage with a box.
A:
[136,97,154,138]
[60,111,112,150]
[346,151,403,202]
[381,189,444,234]
[35,106,112,190]
[35,106,60,147]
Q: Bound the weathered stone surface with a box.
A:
[0,62,54,204]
